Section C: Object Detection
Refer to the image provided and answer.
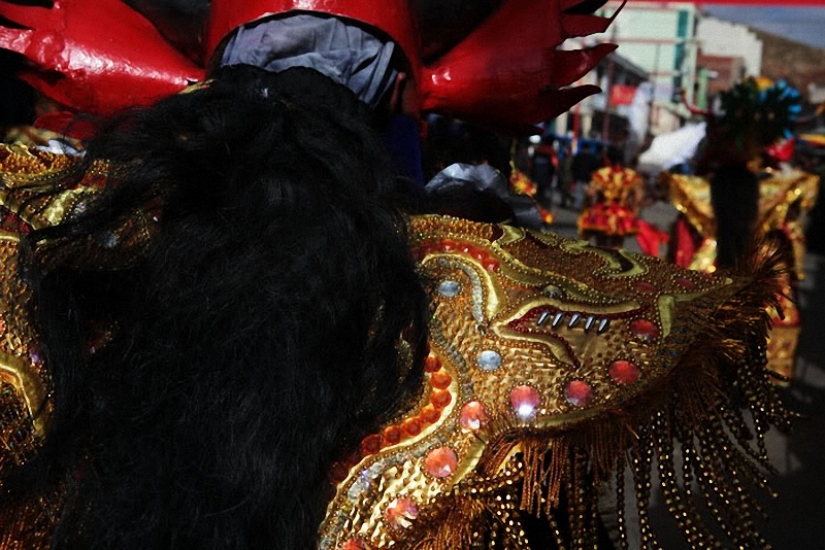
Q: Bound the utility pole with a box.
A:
[602,54,616,143]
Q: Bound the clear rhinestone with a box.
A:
[477,350,502,371]
[543,284,563,298]
[96,231,118,249]
[437,280,461,298]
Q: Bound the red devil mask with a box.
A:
[0,0,624,131]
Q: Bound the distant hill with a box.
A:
[754,28,825,99]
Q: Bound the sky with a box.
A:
[703,6,825,49]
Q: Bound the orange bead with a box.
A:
[420,405,441,424]
[403,418,422,436]
[429,370,452,389]
[430,390,453,410]
[329,461,350,484]
[360,434,382,455]
[383,425,402,446]
[424,354,442,373]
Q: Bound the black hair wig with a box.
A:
[11,65,429,549]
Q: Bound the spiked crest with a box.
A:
[0,0,623,130]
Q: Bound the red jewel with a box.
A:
[472,249,488,262]
[634,281,658,294]
[425,447,458,478]
[329,461,350,484]
[510,385,541,419]
[361,434,382,455]
[338,538,366,550]
[424,354,442,373]
[459,401,489,431]
[383,425,402,446]
[430,370,452,389]
[483,259,500,271]
[430,390,452,410]
[609,360,640,385]
[564,380,594,407]
[386,498,419,529]
[441,238,457,251]
[630,319,659,341]
[403,418,422,436]
[675,277,696,291]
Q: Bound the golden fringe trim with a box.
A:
[411,493,489,550]
[404,239,796,550]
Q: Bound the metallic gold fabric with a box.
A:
[320,214,788,549]
[661,173,716,254]
[756,168,820,280]
[0,145,160,549]
[0,149,794,547]
[0,144,85,452]
[663,169,819,277]
[0,484,63,550]
[663,169,820,384]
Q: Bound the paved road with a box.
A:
[546,199,825,549]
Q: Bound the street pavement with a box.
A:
[546,199,825,549]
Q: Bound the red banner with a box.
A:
[609,84,638,106]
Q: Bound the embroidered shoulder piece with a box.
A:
[0,144,85,477]
[319,214,791,549]
[0,144,158,481]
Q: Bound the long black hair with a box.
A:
[11,65,429,549]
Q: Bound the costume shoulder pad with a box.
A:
[319,214,791,549]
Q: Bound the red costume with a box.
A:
[578,165,643,240]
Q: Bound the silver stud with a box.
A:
[584,316,595,331]
[552,312,565,328]
[477,350,502,371]
[537,311,550,325]
[543,285,562,298]
[598,318,610,333]
[438,280,461,298]
[96,231,118,249]
[568,313,581,328]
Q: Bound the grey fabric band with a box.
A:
[220,13,397,108]
[426,163,546,230]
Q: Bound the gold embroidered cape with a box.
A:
[0,145,793,549]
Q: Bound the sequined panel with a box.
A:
[319,215,748,549]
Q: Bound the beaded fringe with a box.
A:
[410,241,796,549]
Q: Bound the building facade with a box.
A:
[593,1,699,134]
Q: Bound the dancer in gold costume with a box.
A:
[0,1,795,548]
[664,168,819,384]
